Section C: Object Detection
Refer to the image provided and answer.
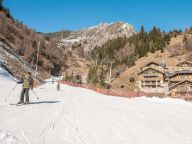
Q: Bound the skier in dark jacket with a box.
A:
[17,72,34,104]
[57,82,60,91]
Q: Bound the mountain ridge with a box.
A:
[50,22,136,53]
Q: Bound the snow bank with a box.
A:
[0,67,12,80]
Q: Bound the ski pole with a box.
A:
[4,83,18,101]
[31,89,39,99]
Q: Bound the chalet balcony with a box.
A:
[142,84,161,87]
[143,74,158,77]
[142,82,161,86]
[143,79,161,81]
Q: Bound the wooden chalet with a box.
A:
[140,61,166,71]
[169,80,192,97]
[176,61,192,70]
[166,70,192,86]
[138,67,165,89]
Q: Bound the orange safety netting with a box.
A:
[59,81,148,98]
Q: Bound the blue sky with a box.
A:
[3,0,192,32]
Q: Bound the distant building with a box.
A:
[166,70,192,86]
[137,61,192,97]
[169,80,192,98]
[138,62,168,93]
[140,62,166,72]
[176,61,192,71]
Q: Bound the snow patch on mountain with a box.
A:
[57,22,136,53]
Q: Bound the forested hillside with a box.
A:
[87,26,171,87]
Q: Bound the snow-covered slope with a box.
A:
[0,73,192,144]
[0,67,12,80]
[0,63,19,81]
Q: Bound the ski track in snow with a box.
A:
[1,76,192,144]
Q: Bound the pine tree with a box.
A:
[183,35,188,43]
[140,26,146,40]
[0,0,3,10]
[98,67,105,87]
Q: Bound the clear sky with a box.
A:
[3,0,192,33]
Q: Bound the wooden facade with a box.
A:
[138,68,165,88]
[141,62,165,72]
[167,71,192,86]
[138,62,167,93]
[176,61,192,70]
[169,80,192,98]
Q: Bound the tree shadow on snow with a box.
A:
[30,101,60,105]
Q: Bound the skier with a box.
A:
[57,82,60,91]
[52,77,54,84]
[17,72,34,104]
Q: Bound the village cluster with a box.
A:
[137,61,192,97]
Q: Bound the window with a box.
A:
[180,75,185,79]
[179,85,186,93]
[189,86,192,93]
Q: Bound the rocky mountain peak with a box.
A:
[57,22,136,53]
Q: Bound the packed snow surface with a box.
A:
[0,71,192,144]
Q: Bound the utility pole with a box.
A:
[35,41,40,79]
[108,59,115,84]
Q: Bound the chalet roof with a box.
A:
[138,67,165,75]
[165,70,192,78]
[169,80,192,90]
[141,61,166,69]
[176,61,192,67]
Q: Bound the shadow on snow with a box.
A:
[30,100,60,104]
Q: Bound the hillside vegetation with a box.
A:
[1,0,192,89]
[112,30,192,91]
[87,26,171,87]
[0,1,90,80]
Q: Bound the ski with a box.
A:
[10,103,23,106]
[10,103,30,106]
